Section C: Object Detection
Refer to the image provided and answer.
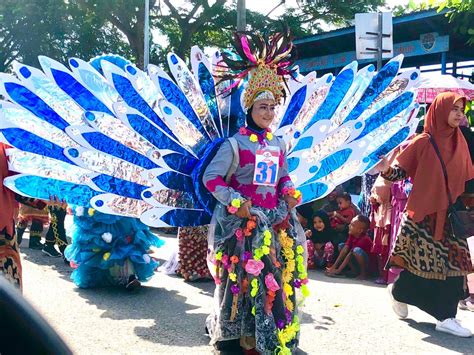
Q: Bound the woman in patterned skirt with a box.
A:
[381,93,473,337]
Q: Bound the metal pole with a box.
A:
[441,52,447,74]
[237,0,246,31]
[377,12,383,71]
[144,0,150,69]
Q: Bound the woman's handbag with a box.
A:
[429,135,472,239]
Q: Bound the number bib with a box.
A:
[253,146,280,186]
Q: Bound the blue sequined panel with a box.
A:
[307,68,354,128]
[198,63,222,136]
[1,128,72,164]
[292,136,313,153]
[50,69,113,115]
[11,175,99,207]
[160,209,211,227]
[156,171,194,192]
[158,76,211,141]
[303,148,352,185]
[228,85,246,136]
[364,127,410,170]
[355,92,413,140]
[299,183,328,204]
[287,157,299,173]
[279,86,307,128]
[344,60,400,123]
[126,114,191,157]
[91,175,147,200]
[5,83,70,130]
[112,74,176,140]
[82,132,157,170]
[162,153,197,175]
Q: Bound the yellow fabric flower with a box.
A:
[297,264,305,273]
[231,198,241,208]
[282,269,292,284]
[254,248,263,260]
[251,287,258,297]
[249,134,258,143]
[103,252,110,261]
[266,132,273,141]
[296,255,304,264]
[215,251,223,261]
[286,259,296,272]
[264,237,272,246]
[251,278,259,288]
[229,272,237,282]
[283,283,294,296]
[285,299,294,312]
[298,271,308,280]
[296,245,304,255]
[88,208,95,216]
[293,190,302,199]
[261,245,270,255]
[282,248,295,260]
[252,306,256,316]
[263,229,272,239]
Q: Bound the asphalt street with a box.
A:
[19,234,474,354]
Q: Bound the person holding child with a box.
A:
[330,192,358,245]
[325,215,373,279]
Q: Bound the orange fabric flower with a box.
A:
[230,255,239,264]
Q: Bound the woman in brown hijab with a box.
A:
[0,143,22,289]
[380,92,473,337]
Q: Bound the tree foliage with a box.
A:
[1,0,390,70]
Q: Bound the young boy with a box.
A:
[325,215,373,279]
[330,192,358,232]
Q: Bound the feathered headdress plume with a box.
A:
[217,27,297,111]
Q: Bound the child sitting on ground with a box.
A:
[325,215,373,279]
[305,210,335,269]
[330,192,358,245]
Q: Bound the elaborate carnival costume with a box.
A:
[0,26,421,351]
[64,207,163,288]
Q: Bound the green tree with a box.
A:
[436,0,474,44]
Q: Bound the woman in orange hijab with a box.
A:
[380,92,473,337]
[0,142,22,290]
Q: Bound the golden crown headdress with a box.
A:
[217,28,296,112]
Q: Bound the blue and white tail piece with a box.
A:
[0,49,420,227]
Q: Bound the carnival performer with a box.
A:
[203,32,308,354]
[382,93,473,337]
[16,203,49,249]
[64,208,163,290]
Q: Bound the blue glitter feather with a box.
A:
[228,85,246,136]
[292,136,313,153]
[13,175,99,207]
[162,153,197,175]
[355,92,413,140]
[306,68,354,129]
[160,209,210,227]
[82,132,157,169]
[50,69,113,115]
[364,127,410,170]
[158,76,211,141]
[343,60,400,123]
[299,183,329,204]
[91,175,147,199]
[279,86,307,128]
[1,128,72,164]
[126,114,191,157]
[287,157,300,173]
[198,63,222,136]
[5,83,70,131]
[303,148,352,185]
[112,74,177,140]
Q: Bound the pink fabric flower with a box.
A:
[265,273,280,292]
[235,228,244,241]
[239,127,247,135]
[227,206,238,214]
[281,186,290,195]
[245,259,264,276]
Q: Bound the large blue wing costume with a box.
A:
[0,48,420,228]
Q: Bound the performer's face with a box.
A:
[251,99,276,129]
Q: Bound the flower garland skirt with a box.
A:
[206,201,308,354]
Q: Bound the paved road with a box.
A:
[20,234,474,354]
